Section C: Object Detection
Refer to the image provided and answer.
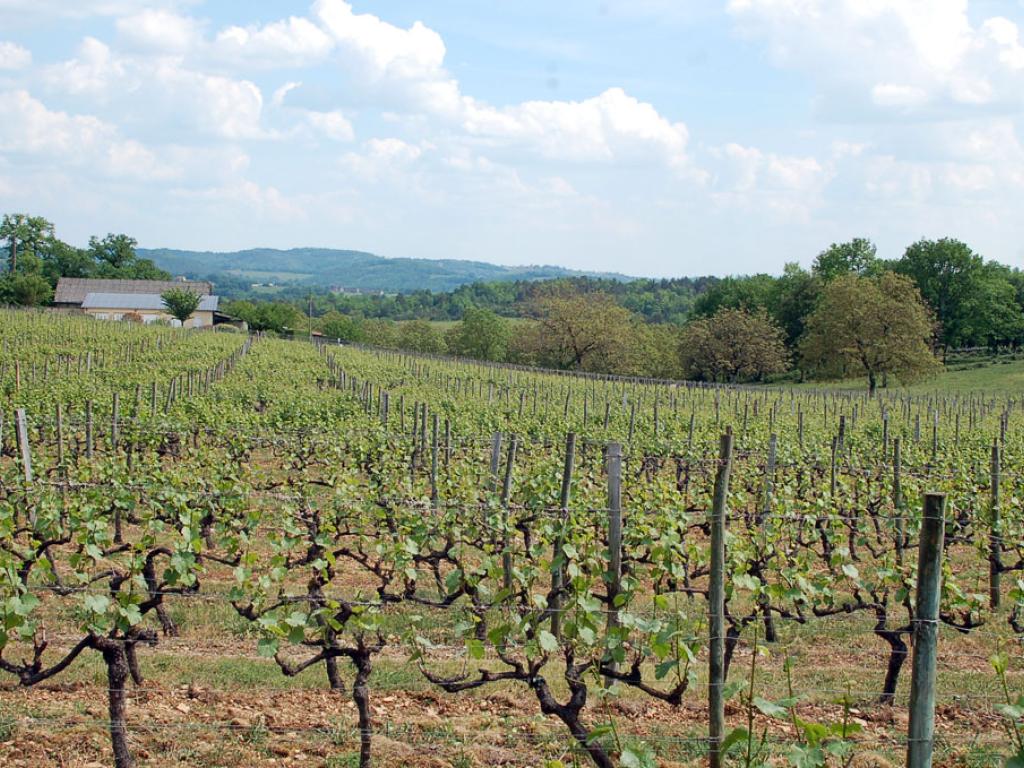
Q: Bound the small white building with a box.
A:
[81,292,219,328]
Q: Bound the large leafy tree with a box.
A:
[397,319,446,354]
[222,300,301,333]
[769,262,821,348]
[691,273,775,317]
[812,237,880,282]
[445,307,510,361]
[892,237,1024,352]
[1,213,53,273]
[320,311,365,342]
[0,272,54,306]
[678,307,788,383]
[801,272,940,393]
[527,292,646,374]
[89,234,169,280]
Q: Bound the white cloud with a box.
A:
[116,9,202,52]
[0,89,178,180]
[45,37,128,98]
[727,0,1024,115]
[313,0,446,81]
[304,109,355,141]
[341,137,423,180]
[871,83,930,109]
[711,142,831,218]
[45,39,266,140]
[0,41,30,69]
[151,62,265,139]
[460,88,692,168]
[0,0,194,23]
[173,180,305,220]
[214,16,333,66]
[271,81,302,108]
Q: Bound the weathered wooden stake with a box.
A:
[604,441,623,685]
[551,432,576,639]
[709,430,733,768]
[990,440,1002,609]
[906,493,946,768]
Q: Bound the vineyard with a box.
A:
[2,309,1024,768]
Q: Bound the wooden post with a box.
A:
[709,431,734,768]
[488,433,503,493]
[15,409,33,486]
[882,411,889,456]
[111,392,120,451]
[760,433,777,524]
[906,493,946,768]
[605,442,623,685]
[894,438,904,564]
[55,404,65,470]
[830,435,838,498]
[551,432,576,639]
[86,401,94,459]
[500,435,518,593]
[430,415,439,511]
[990,440,1002,609]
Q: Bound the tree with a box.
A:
[397,320,446,354]
[637,323,683,379]
[0,272,54,306]
[445,307,510,361]
[895,238,991,352]
[89,233,170,280]
[812,238,879,282]
[691,274,776,318]
[769,262,821,349]
[678,308,788,383]
[1,214,53,273]
[161,288,202,324]
[320,311,365,342]
[529,292,647,374]
[801,272,940,394]
[360,318,399,348]
[222,300,301,333]
[89,234,138,271]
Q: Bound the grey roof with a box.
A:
[54,278,213,305]
[82,293,219,312]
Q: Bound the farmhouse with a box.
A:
[53,278,219,328]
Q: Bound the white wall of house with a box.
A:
[84,308,214,328]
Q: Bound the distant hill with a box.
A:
[138,247,634,294]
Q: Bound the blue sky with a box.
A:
[1,1,1023,277]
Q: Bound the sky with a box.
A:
[1,0,1023,278]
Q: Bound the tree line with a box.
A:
[229,237,1011,391]
[4,212,1019,390]
[0,213,169,305]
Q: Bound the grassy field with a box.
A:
[789,355,1024,395]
